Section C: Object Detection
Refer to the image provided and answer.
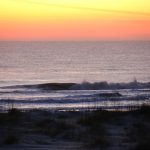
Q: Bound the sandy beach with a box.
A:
[0,106,150,150]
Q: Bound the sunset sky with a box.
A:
[0,0,150,40]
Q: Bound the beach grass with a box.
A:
[0,106,150,149]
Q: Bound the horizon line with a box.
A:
[0,39,150,42]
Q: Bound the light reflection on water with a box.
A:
[0,89,150,111]
[0,41,150,84]
[0,41,150,111]
[1,100,150,111]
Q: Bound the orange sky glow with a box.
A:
[0,0,150,40]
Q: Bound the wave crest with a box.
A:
[1,81,150,90]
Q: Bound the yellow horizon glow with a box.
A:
[0,0,150,40]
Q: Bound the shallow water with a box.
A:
[0,82,150,111]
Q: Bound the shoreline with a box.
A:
[0,81,150,112]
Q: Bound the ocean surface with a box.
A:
[0,41,150,111]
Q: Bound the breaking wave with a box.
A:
[1,80,150,91]
[0,80,149,111]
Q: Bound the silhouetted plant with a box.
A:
[3,135,19,145]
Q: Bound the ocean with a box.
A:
[0,41,150,111]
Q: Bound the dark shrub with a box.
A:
[3,135,19,145]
